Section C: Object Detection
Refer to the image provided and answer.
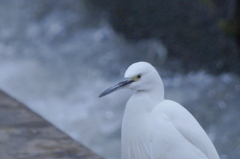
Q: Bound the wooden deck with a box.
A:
[0,90,103,159]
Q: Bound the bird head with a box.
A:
[99,61,161,97]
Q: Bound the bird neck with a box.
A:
[145,85,164,104]
[122,84,164,143]
[121,84,164,144]
[127,84,164,114]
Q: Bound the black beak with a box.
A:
[99,79,134,97]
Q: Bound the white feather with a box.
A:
[100,61,220,159]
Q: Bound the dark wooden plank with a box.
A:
[0,90,103,159]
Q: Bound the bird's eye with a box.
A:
[131,74,142,82]
[137,74,142,79]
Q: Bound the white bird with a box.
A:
[99,61,220,159]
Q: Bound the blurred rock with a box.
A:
[87,0,240,74]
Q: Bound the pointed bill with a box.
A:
[99,79,134,97]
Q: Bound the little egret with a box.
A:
[99,62,220,159]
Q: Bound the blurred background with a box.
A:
[0,0,239,159]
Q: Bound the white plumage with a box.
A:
[99,61,220,159]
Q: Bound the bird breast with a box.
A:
[121,112,151,159]
[121,94,153,159]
